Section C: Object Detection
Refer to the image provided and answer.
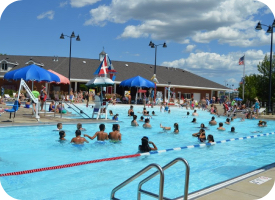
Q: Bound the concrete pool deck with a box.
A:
[1,102,275,199]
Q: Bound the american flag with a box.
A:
[239,56,244,65]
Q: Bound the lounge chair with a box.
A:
[259,108,266,114]
[4,94,13,101]
[5,100,19,119]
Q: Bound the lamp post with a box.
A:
[60,32,80,94]
[255,20,275,114]
[149,41,167,104]
[167,81,171,103]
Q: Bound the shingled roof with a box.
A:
[0,55,228,90]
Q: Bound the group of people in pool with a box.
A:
[57,123,122,144]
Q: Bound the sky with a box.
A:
[0,0,274,90]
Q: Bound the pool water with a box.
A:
[0,105,275,200]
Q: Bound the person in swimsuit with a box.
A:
[225,118,230,125]
[160,123,171,131]
[59,131,66,141]
[209,116,217,125]
[56,123,63,131]
[138,136,157,152]
[192,110,198,116]
[71,130,89,144]
[192,128,205,137]
[143,118,152,129]
[207,134,215,143]
[69,88,74,102]
[131,115,139,126]
[108,124,121,141]
[77,123,86,131]
[174,123,179,133]
[198,129,206,142]
[128,105,134,116]
[84,124,109,141]
[139,116,144,122]
[191,118,197,123]
[49,101,55,112]
[217,122,225,131]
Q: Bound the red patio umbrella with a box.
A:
[48,70,70,84]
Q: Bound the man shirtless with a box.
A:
[209,116,217,125]
[71,130,89,144]
[128,105,134,116]
[84,124,108,141]
[108,124,121,141]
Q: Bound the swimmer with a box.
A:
[138,136,157,152]
[251,131,262,133]
[143,118,152,129]
[56,123,62,131]
[142,107,147,115]
[128,105,134,116]
[225,118,230,125]
[139,116,144,122]
[84,124,108,141]
[109,110,113,116]
[168,109,171,114]
[59,131,66,141]
[258,120,267,127]
[198,129,206,142]
[207,134,215,143]
[131,115,139,126]
[174,123,179,133]
[217,122,225,131]
[152,111,156,116]
[71,130,89,144]
[209,116,217,125]
[230,127,236,133]
[191,118,197,123]
[192,128,205,137]
[160,123,171,131]
[77,123,86,131]
[199,123,207,129]
[108,124,121,141]
[113,114,119,121]
[192,110,198,116]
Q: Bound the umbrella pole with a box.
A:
[32,81,33,91]
[135,88,137,105]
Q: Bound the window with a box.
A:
[1,63,7,70]
[183,93,191,99]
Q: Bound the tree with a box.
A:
[0,53,7,55]
[238,54,275,103]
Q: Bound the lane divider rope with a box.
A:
[1,132,274,177]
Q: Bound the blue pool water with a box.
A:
[0,105,275,199]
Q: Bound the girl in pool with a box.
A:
[207,134,215,143]
[191,118,197,123]
[198,129,206,142]
[174,123,179,133]
[192,128,204,137]
[199,123,207,129]
[138,136,157,152]
[131,115,139,126]
[230,127,236,133]
[109,110,113,116]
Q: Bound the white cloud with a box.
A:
[84,0,270,47]
[60,1,68,7]
[185,45,196,52]
[37,10,55,20]
[161,49,267,79]
[70,0,102,8]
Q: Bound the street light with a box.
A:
[255,20,275,114]
[60,31,80,94]
[149,41,167,104]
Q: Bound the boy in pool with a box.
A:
[139,116,144,122]
[71,130,89,144]
[230,127,236,132]
[143,118,152,129]
[59,131,66,141]
[77,123,86,131]
[191,118,197,123]
[192,110,198,116]
[56,123,62,131]
[209,116,217,125]
[128,105,134,116]
[217,122,225,131]
[108,124,121,141]
[84,124,109,141]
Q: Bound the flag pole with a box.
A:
[242,54,245,100]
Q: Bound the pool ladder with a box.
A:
[110,157,190,200]
[64,101,91,119]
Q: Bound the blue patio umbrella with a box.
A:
[120,76,155,88]
[234,97,243,101]
[4,64,60,82]
[120,76,155,104]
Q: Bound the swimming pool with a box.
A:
[0,105,275,199]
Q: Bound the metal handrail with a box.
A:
[138,157,190,200]
[110,163,164,200]
[64,101,90,118]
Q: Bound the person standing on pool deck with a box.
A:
[138,136,157,152]
[31,86,40,114]
[40,86,47,111]
[84,124,108,141]
[71,130,89,144]
[108,124,121,141]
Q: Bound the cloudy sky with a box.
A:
[0,0,274,88]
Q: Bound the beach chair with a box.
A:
[259,108,266,115]
[5,100,19,120]
[116,98,122,103]
[4,94,12,101]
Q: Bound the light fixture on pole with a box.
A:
[60,31,80,94]
[149,41,167,105]
[255,20,275,114]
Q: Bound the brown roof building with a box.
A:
[0,54,229,102]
